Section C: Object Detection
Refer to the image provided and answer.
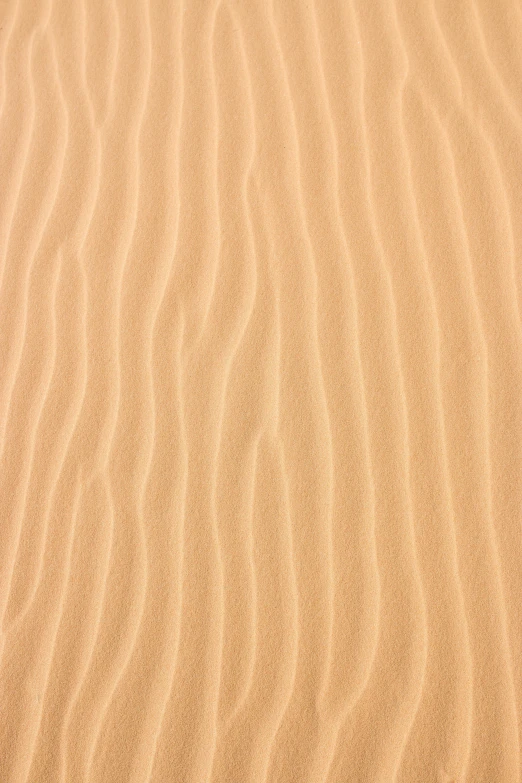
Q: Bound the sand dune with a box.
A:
[1,0,521,781]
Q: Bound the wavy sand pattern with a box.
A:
[1,0,521,781]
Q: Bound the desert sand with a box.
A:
[1,0,521,781]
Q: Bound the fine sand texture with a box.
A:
[1,0,522,781]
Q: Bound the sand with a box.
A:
[1,0,521,780]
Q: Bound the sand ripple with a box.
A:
[1,0,521,781]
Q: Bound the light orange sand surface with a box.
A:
[1,0,522,781]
